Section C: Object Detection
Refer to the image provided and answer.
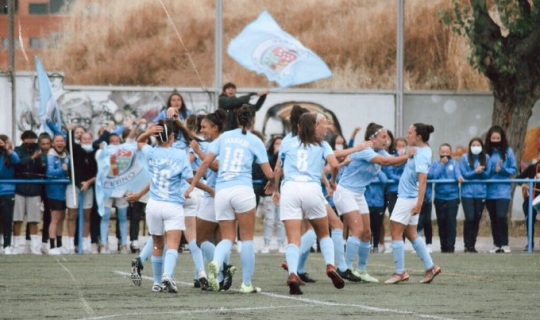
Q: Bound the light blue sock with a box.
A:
[345,237,361,269]
[213,239,233,272]
[240,240,255,286]
[285,244,300,275]
[357,240,371,272]
[200,241,215,263]
[139,238,153,266]
[319,237,334,265]
[392,240,405,274]
[100,207,111,245]
[188,240,205,278]
[412,237,434,270]
[117,207,128,245]
[151,255,163,285]
[331,229,347,272]
[298,229,316,273]
[163,249,178,278]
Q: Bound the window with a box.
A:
[2,38,20,51]
[50,0,73,14]
[0,0,19,15]
[29,3,47,15]
[29,38,42,49]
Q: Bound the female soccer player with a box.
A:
[333,123,411,283]
[274,112,345,295]
[136,119,195,293]
[385,123,442,284]
[184,105,274,293]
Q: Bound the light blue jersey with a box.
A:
[209,129,268,192]
[200,139,219,197]
[398,146,432,199]
[142,145,193,204]
[338,148,389,194]
[280,136,333,183]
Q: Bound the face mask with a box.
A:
[139,124,147,131]
[440,155,451,161]
[491,141,501,148]
[470,146,482,155]
[397,148,406,156]
[23,142,38,150]
[335,144,344,151]
[81,144,93,152]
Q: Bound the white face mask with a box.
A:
[81,144,93,152]
[335,144,344,151]
[470,146,482,155]
[397,148,406,156]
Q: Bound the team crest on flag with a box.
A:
[95,143,149,216]
[108,149,135,177]
[228,11,332,88]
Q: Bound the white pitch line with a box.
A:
[113,270,456,320]
[56,258,95,316]
[77,305,309,320]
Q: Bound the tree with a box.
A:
[441,0,540,166]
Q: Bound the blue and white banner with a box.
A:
[35,57,62,136]
[95,142,149,216]
[228,11,332,88]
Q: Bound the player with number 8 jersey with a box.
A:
[273,112,345,295]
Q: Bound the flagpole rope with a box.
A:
[158,0,213,102]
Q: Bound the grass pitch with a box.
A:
[1,250,539,320]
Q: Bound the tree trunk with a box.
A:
[491,84,535,168]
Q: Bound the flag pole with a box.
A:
[68,128,77,207]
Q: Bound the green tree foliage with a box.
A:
[441,0,540,165]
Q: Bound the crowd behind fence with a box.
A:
[1,178,538,254]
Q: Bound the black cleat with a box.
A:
[199,277,210,291]
[221,263,237,291]
[130,257,143,286]
[193,279,201,288]
[337,268,362,282]
[298,272,316,283]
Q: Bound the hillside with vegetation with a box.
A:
[35,0,489,90]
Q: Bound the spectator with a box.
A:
[98,134,129,254]
[365,171,387,254]
[218,82,268,131]
[65,125,98,254]
[260,135,285,254]
[485,125,517,254]
[152,92,192,123]
[431,143,463,253]
[517,151,540,250]
[460,137,490,253]
[37,134,52,253]
[46,134,70,255]
[13,131,46,255]
[0,134,20,254]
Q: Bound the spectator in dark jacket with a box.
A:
[0,134,20,254]
[65,124,98,254]
[218,82,268,131]
[13,130,46,255]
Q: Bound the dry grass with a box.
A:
[15,0,490,90]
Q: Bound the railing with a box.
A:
[1,178,539,254]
